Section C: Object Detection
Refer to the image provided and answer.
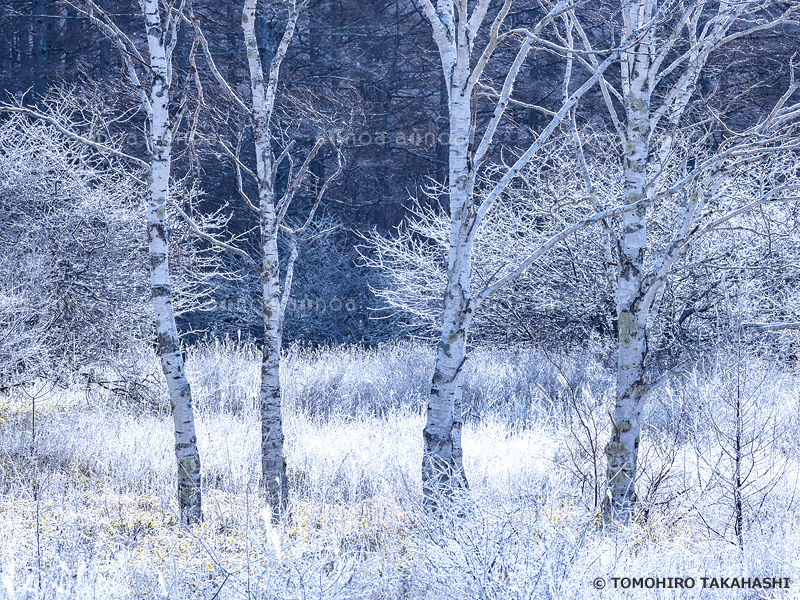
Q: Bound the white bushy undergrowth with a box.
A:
[1,342,799,599]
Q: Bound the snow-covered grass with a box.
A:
[1,342,799,599]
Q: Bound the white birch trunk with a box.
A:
[417,0,586,511]
[242,0,290,522]
[415,0,486,511]
[258,244,286,522]
[144,0,202,524]
[602,0,655,523]
[420,6,477,508]
[601,0,761,522]
[423,280,472,506]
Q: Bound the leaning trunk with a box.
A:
[145,0,202,521]
[422,90,473,511]
[423,284,471,509]
[147,151,203,525]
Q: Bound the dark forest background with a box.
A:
[2,0,797,348]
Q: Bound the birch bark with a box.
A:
[417,0,615,511]
[600,0,796,522]
[182,0,331,523]
[419,0,479,509]
[603,0,654,523]
[144,0,202,524]
[242,0,300,522]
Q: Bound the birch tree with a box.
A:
[570,0,800,522]
[105,0,203,524]
[412,0,649,510]
[2,0,206,523]
[184,0,343,522]
[378,0,800,516]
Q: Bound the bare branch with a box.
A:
[168,199,260,272]
[186,5,251,115]
[0,106,149,171]
[468,45,619,244]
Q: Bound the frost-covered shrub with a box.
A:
[0,116,150,387]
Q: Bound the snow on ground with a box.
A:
[1,342,799,599]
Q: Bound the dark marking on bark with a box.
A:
[151,284,172,299]
[156,332,180,354]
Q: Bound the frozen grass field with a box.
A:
[1,341,799,599]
